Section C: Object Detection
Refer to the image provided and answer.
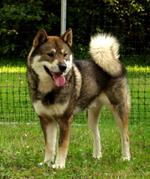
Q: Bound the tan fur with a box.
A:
[112,109,130,160]
[33,100,69,117]
[27,46,35,65]
[31,55,54,93]
[73,65,82,98]
[44,121,57,164]
[52,116,72,169]
[89,33,122,76]
[88,101,102,159]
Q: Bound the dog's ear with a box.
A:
[61,28,73,47]
[27,29,47,65]
[33,29,48,48]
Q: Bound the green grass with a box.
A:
[0,120,150,178]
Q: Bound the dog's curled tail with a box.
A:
[89,33,122,77]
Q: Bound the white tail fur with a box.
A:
[89,33,122,76]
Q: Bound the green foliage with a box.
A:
[105,0,149,55]
[0,0,149,64]
[0,1,41,56]
[0,0,60,58]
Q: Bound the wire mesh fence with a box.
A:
[0,67,36,123]
[0,63,150,125]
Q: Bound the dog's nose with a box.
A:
[58,63,67,72]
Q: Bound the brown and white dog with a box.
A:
[27,28,131,169]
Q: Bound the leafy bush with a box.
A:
[0,0,149,65]
[0,0,60,58]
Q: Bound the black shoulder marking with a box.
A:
[42,91,56,105]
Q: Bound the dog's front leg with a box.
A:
[39,116,57,166]
[52,117,72,169]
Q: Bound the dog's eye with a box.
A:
[47,52,55,57]
[63,53,67,57]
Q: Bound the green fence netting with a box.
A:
[0,65,150,124]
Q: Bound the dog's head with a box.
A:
[28,28,73,87]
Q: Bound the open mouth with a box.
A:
[44,66,66,87]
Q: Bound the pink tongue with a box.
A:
[53,74,66,87]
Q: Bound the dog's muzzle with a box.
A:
[44,63,67,87]
[58,62,67,73]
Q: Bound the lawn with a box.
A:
[0,120,150,178]
[0,59,150,178]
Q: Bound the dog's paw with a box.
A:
[38,161,53,168]
[122,152,131,161]
[52,162,65,169]
[93,152,102,159]
[122,156,131,161]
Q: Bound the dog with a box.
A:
[27,28,131,169]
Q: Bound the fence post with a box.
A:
[61,0,67,35]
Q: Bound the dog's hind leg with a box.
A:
[39,117,57,166]
[106,78,131,161]
[88,101,102,159]
[112,106,131,161]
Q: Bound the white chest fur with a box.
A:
[31,55,54,93]
[33,100,69,117]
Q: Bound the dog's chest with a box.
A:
[33,87,72,117]
[33,100,69,117]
